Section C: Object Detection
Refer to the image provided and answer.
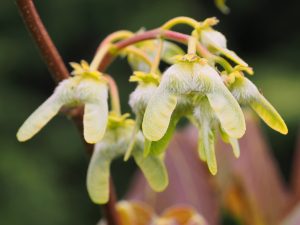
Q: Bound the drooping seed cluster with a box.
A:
[17,17,287,204]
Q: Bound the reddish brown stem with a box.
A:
[104,75,121,115]
[98,29,211,71]
[16,1,120,225]
[17,0,69,82]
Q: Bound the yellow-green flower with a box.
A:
[17,60,109,144]
[142,54,246,143]
[87,112,168,204]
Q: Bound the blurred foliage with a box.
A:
[0,0,299,225]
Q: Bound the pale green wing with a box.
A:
[198,129,207,162]
[149,115,179,156]
[86,148,111,204]
[205,68,246,138]
[192,98,213,163]
[83,82,108,144]
[228,138,240,158]
[216,47,248,67]
[83,99,108,144]
[201,125,217,175]
[236,78,288,135]
[219,125,240,158]
[143,138,152,157]
[123,116,141,161]
[142,88,177,141]
[133,149,169,192]
[17,89,65,142]
[250,94,288,135]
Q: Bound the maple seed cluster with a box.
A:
[17,17,287,204]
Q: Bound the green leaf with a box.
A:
[133,148,169,192]
[142,88,177,141]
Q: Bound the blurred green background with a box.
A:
[0,0,299,224]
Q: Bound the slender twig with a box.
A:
[16,1,120,225]
[97,29,212,71]
[17,0,69,82]
[104,75,121,116]
[150,38,163,74]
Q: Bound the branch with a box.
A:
[98,29,211,71]
[17,0,69,82]
[16,1,120,225]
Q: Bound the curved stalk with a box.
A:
[17,0,69,82]
[16,1,121,225]
[150,39,163,74]
[98,29,213,71]
[161,16,199,30]
[104,75,121,116]
[99,30,134,48]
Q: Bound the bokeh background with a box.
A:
[0,0,299,224]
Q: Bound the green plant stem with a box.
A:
[150,38,163,74]
[160,16,199,30]
[16,1,121,225]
